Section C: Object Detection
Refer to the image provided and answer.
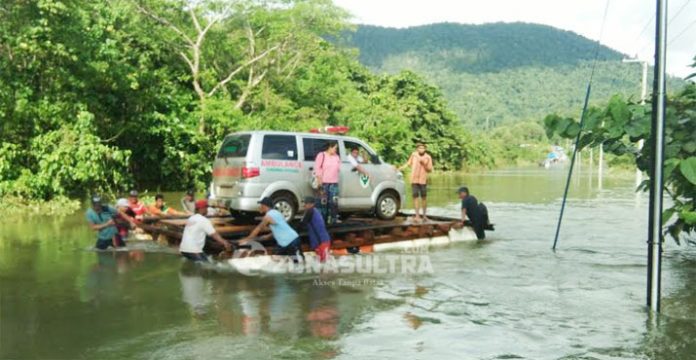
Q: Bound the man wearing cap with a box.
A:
[301,196,331,262]
[180,199,231,262]
[181,190,196,215]
[398,143,433,223]
[127,190,147,220]
[458,186,486,240]
[86,195,126,250]
[240,197,304,263]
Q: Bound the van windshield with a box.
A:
[217,135,250,158]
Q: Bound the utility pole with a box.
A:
[598,143,604,190]
[622,57,649,189]
[647,0,667,313]
[589,148,594,180]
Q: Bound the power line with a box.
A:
[669,17,696,45]
[633,0,694,56]
[669,0,693,23]
[637,15,655,40]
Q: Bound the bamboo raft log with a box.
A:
[137,213,490,256]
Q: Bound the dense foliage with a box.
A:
[544,64,696,242]
[346,23,684,128]
[0,0,491,203]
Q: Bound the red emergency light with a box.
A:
[309,126,350,135]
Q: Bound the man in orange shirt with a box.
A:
[399,143,433,222]
[148,194,187,217]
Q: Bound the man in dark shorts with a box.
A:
[458,186,486,240]
[399,143,433,222]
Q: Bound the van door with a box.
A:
[259,134,301,187]
[341,140,379,208]
[212,134,252,199]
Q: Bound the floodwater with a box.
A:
[1,167,695,359]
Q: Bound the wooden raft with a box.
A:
[137,213,469,255]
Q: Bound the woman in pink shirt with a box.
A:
[315,142,341,224]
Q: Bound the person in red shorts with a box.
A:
[301,196,331,262]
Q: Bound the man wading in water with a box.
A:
[86,195,126,250]
[458,186,487,240]
[399,143,433,222]
[179,200,231,262]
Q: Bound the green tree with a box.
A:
[0,0,488,210]
[544,62,696,242]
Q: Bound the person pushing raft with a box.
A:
[457,186,489,240]
[301,196,331,263]
[240,197,305,263]
[179,199,231,262]
[86,195,127,250]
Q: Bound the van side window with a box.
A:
[217,134,251,158]
[262,135,298,160]
[302,138,331,161]
[344,141,380,164]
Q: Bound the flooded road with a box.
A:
[1,167,695,359]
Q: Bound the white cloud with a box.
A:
[334,0,695,78]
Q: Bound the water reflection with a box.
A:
[642,249,696,357]
[176,265,347,343]
[178,264,212,316]
[80,251,146,304]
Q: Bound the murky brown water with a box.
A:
[1,167,695,359]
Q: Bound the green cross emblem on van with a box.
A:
[359,174,370,188]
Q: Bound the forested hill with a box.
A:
[350,22,623,72]
[344,23,679,128]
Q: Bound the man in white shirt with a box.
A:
[180,200,231,262]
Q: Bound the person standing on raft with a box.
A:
[398,143,433,222]
[314,141,341,225]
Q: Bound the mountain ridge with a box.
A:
[341,22,674,128]
[349,22,625,73]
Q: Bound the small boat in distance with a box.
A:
[540,145,568,168]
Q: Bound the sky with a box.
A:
[333,0,696,79]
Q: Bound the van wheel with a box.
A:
[272,193,297,221]
[376,192,399,220]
